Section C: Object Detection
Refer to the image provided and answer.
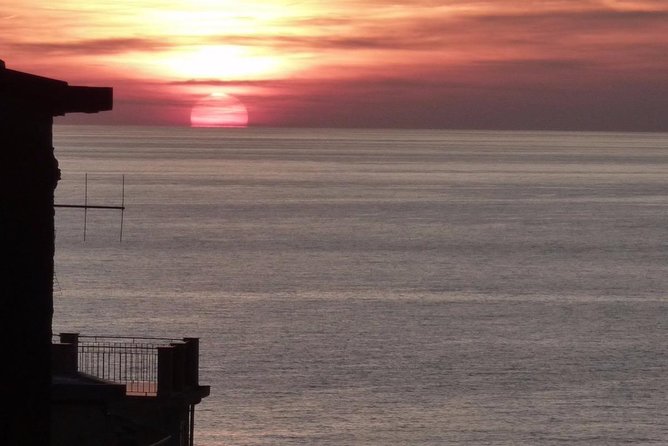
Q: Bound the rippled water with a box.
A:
[53,126,668,445]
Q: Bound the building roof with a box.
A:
[0,60,112,116]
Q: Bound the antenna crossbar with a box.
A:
[55,173,126,242]
[55,204,125,210]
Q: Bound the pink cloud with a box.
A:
[7,0,662,130]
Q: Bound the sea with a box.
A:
[52,125,668,445]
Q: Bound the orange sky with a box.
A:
[1,0,666,130]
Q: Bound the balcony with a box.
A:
[52,333,210,446]
[52,333,209,399]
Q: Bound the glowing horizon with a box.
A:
[1,0,666,131]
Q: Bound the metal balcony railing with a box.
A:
[53,333,202,397]
[78,335,176,396]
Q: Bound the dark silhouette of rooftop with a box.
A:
[0,60,112,445]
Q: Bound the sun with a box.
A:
[190,93,249,128]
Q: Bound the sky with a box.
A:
[1,0,666,130]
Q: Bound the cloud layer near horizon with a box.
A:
[1,0,666,130]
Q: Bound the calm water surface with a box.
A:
[53,126,668,445]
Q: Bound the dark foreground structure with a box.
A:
[0,61,208,445]
[52,333,209,445]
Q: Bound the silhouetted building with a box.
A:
[0,61,208,446]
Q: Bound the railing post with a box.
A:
[51,343,78,376]
[171,342,186,392]
[53,332,79,375]
[183,338,200,388]
[157,346,174,397]
[59,332,79,346]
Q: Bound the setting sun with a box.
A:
[190,93,249,128]
[2,0,665,130]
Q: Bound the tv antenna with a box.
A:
[55,173,126,241]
